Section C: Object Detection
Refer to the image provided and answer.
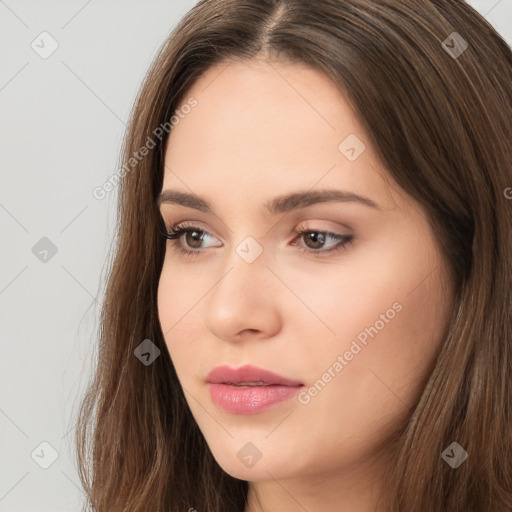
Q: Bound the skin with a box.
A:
[157,57,456,512]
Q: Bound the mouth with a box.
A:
[206,363,304,387]
[206,364,304,415]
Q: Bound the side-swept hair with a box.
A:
[76,1,512,510]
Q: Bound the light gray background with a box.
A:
[0,1,510,511]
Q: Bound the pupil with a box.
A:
[187,230,203,248]
[307,232,324,249]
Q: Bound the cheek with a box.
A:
[299,228,448,365]
[157,259,202,331]
[157,266,199,372]
[298,248,453,433]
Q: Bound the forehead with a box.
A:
[162,59,401,212]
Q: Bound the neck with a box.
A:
[244,451,391,512]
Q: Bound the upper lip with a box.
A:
[206,364,304,386]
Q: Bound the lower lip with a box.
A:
[208,383,303,414]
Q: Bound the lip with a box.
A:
[206,364,304,415]
[206,364,304,386]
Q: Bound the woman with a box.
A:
[76,1,512,511]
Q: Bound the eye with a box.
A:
[162,222,221,257]
[292,227,354,256]
[162,222,354,258]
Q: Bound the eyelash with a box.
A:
[162,222,354,258]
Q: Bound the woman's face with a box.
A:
[157,58,455,503]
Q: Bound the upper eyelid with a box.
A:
[162,215,353,234]
[168,221,217,237]
[167,222,349,243]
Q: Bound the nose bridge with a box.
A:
[203,232,281,339]
[214,233,269,302]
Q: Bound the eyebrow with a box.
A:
[157,188,381,214]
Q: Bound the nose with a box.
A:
[202,242,282,343]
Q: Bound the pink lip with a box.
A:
[206,364,304,415]
[206,364,303,386]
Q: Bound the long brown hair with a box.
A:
[75,1,512,510]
